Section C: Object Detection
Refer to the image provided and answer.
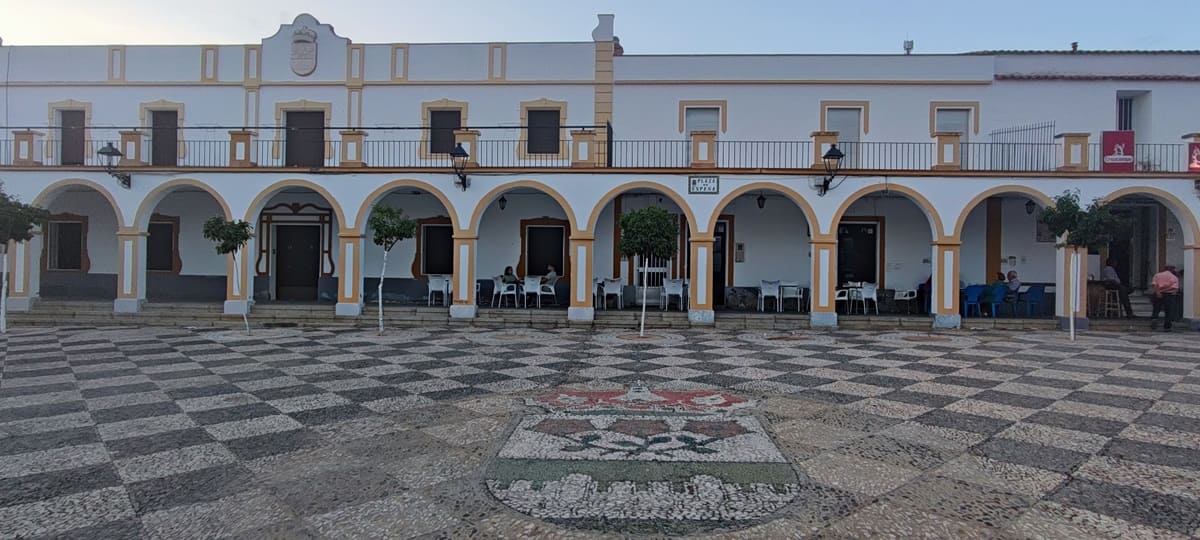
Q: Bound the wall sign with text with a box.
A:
[688,175,719,194]
[1101,130,1135,173]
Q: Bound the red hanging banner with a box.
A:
[1188,142,1200,173]
[1101,130,1135,173]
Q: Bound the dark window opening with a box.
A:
[1117,97,1134,131]
[527,109,561,154]
[150,110,178,166]
[147,222,175,272]
[429,110,462,154]
[59,110,86,166]
[526,226,565,277]
[48,222,83,270]
[285,111,325,167]
[837,223,879,285]
[422,225,454,275]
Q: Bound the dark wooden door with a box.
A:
[837,223,878,285]
[60,110,85,166]
[151,111,178,166]
[275,225,320,301]
[285,112,324,167]
[713,220,728,306]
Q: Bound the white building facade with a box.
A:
[2,14,1198,330]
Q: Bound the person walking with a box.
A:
[1149,265,1180,331]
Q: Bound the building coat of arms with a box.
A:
[291,26,318,76]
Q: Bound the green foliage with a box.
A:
[618,206,679,260]
[202,217,253,255]
[1039,191,1132,249]
[368,205,416,251]
[0,185,50,245]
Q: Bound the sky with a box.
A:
[0,0,1194,54]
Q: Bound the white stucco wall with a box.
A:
[361,192,454,279]
[476,193,570,279]
[151,192,228,276]
[46,190,120,274]
[842,196,932,291]
[724,195,811,287]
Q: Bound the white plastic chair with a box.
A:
[780,282,803,312]
[895,289,918,313]
[427,276,449,306]
[859,283,880,315]
[834,288,851,313]
[759,280,781,312]
[662,278,686,311]
[602,278,623,310]
[492,276,518,307]
[522,276,542,308]
[537,275,559,307]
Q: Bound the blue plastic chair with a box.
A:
[987,284,1010,318]
[961,285,984,317]
[1019,285,1045,317]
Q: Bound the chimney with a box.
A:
[1071,42,1079,52]
[592,14,614,42]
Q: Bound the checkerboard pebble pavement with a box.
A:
[1,326,1198,538]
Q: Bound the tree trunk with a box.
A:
[639,257,649,337]
[1069,250,1080,341]
[378,249,389,335]
[233,250,250,335]
[1,244,8,334]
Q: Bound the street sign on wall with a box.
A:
[688,175,719,194]
[1101,130,1135,173]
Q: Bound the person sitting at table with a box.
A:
[1101,258,1134,318]
[1005,271,1022,293]
[541,264,558,284]
[501,266,519,284]
[990,272,1006,287]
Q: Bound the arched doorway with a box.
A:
[135,180,233,303]
[246,182,346,303]
[356,181,458,306]
[830,186,943,321]
[587,184,697,311]
[474,183,575,309]
[705,184,817,314]
[31,180,124,301]
[954,186,1055,318]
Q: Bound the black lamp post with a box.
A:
[97,143,131,189]
[498,196,507,210]
[1025,199,1037,215]
[816,144,844,197]
[449,143,470,191]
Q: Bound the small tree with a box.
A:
[618,206,679,336]
[0,186,49,333]
[1039,191,1131,338]
[367,205,416,335]
[202,217,253,335]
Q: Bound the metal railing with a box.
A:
[0,126,1191,173]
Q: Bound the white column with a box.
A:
[6,236,39,312]
[335,233,364,316]
[568,236,595,321]
[450,234,477,319]
[114,230,147,313]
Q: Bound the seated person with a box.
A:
[1101,258,1134,318]
[990,272,1007,287]
[501,266,519,284]
[541,264,558,284]
[1005,271,1022,294]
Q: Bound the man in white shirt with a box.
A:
[1101,258,1133,318]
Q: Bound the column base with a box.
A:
[568,306,595,322]
[1056,316,1089,331]
[810,311,838,328]
[113,298,145,313]
[6,296,35,312]
[335,302,363,317]
[933,314,961,329]
[224,300,253,315]
[1187,318,1200,332]
[450,304,477,319]
[688,309,714,324]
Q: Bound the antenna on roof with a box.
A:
[903,40,914,55]
[1071,41,1078,52]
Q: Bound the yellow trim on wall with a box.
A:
[819,100,871,135]
[272,99,333,160]
[346,88,363,127]
[243,45,262,83]
[390,44,410,81]
[419,98,469,159]
[677,100,728,134]
[585,181,701,237]
[829,184,947,241]
[134,178,233,231]
[200,46,219,82]
[928,101,981,136]
[32,178,125,228]
[518,98,569,160]
[467,180,577,234]
[355,179,460,233]
[705,182,818,238]
[107,46,126,82]
[488,43,507,81]
[243,179,349,229]
[139,99,187,159]
[346,44,365,84]
[1098,186,1200,245]
[951,185,1053,238]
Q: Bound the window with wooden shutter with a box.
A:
[526,109,560,155]
[429,110,461,154]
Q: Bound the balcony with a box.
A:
[2,126,1195,174]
